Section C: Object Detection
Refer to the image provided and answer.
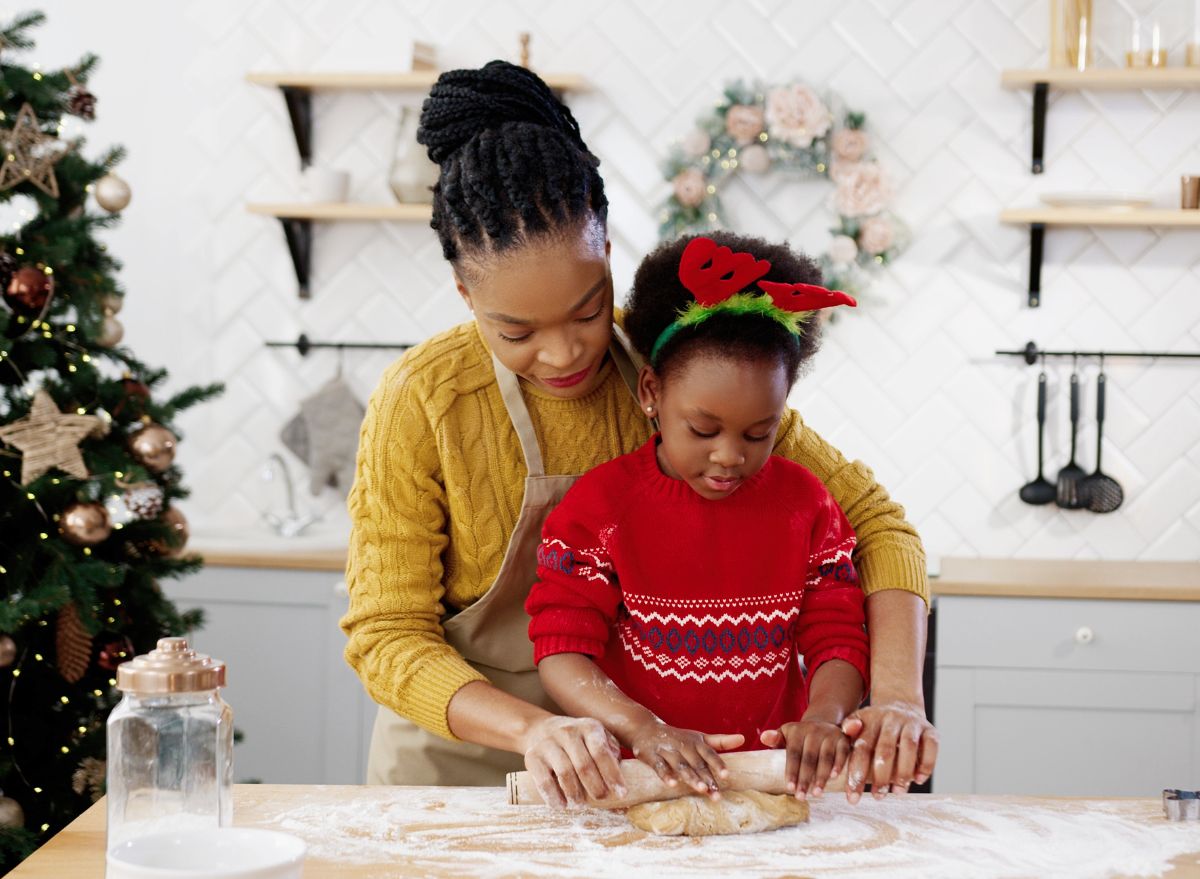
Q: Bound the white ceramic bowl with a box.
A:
[107,828,305,879]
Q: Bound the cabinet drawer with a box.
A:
[936,595,1200,673]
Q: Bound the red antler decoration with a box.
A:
[678,237,772,305]
[757,280,857,313]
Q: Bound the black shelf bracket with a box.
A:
[280,86,313,168]
[1031,82,1048,173]
[1027,223,1045,308]
[278,218,312,299]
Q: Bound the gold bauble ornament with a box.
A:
[0,795,24,829]
[129,423,177,472]
[97,314,124,347]
[146,505,189,557]
[0,634,16,668]
[93,172,131,212]
[100,293,123,315]
[60,501,113,546]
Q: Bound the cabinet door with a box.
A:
[935,666,1197,795]
[164,567,373,784]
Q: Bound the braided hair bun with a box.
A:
[416,61,607,263]
[417,60,586,163]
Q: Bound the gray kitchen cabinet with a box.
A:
[933,594,1200,796]
[163,566,377,784]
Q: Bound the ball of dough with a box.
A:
[626,790,809,836]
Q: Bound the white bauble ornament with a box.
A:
[97,314,124,347]
[94,173,132,213]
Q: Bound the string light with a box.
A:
[0,565,6,574]
[5,738,12,746]
[60,696,69,704]
[82,548,91,556]
[32,787,41,794]
[33,654,42,661]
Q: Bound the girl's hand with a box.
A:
[520,715,627,809]
[840,701,939,803]
[760,720,850,800]
[627,719,744,799]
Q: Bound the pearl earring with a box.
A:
[645,406,654,414]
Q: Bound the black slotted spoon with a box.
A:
[1082,357,1124,513]
[1019,357,1055,505]
[1055,355,1088,509]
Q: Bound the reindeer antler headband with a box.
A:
[649,237,856,365]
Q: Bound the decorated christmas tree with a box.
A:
[0,12,221,868]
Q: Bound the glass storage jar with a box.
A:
[106,637,232,849]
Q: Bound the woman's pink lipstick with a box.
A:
[542,365,592,389]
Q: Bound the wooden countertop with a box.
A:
[933,557,1200,601]
[11,784,1200,878]
[196,546,347,572]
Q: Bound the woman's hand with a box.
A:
[520,715,627,809]
[760,720,850,800]
[626,719,743,799]
[840,701,938,803]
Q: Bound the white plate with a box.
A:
[107,828,306,879]
[1039,192,1153,209]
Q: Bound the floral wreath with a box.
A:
[658,81,905,304]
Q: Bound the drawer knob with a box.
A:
[1074,626,1094,645]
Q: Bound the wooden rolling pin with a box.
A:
[507,749,845,810]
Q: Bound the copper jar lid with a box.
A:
[116,637,225,694]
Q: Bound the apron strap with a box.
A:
[493,354,545,478]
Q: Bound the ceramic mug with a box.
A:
[300,167,349,204]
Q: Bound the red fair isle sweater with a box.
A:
[526,437,870,750]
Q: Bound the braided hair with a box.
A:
[417,60,608,267]
[624,232,824,385]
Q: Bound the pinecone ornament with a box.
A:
[67,83,97,120]
[56,603,92,683]
[124,482,165,520]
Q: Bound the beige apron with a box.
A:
[366,327,642,786]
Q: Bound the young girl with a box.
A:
[526,233,870,801]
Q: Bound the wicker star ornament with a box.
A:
[0,390,103,484]
[0,103,67,198]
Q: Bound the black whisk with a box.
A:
[1081,357,1124,513]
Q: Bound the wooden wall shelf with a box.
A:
[1000,207,1200,227]
[246,71,587,92]
[247,202,433,221]
[1000,68,1200,173]
[245,203,433,299]
[999,208,1200,307]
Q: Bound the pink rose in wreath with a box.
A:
[858,216,895,255]
[831,128,869,162]
[829,235,859,266]
[765,84,831,148]
[834,162,891,218]
[725,104,765,145]
[739,144,771,173]
[672,168,708,208]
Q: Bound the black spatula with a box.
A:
[1019,361,1055,505]
[1082,360,1124,513]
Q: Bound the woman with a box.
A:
[341,60,936,807]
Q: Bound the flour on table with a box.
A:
[263,788,1197,879]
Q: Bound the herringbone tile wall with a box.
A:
[43,0,1200,560]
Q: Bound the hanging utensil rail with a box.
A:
[997,341,1200,365]
[265,334,414,357]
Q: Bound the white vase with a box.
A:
[388,107,439,204]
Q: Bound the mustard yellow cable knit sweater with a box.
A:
[341,322,928,741]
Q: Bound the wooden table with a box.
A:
[11,785,1200,878]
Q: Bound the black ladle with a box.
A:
[1019,360,1055,505]
[1082,359,1123,513]
[1055,356,1088,509]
